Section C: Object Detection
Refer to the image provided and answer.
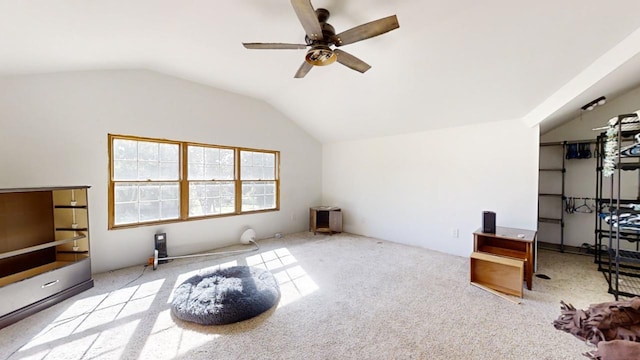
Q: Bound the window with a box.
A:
[188,145,235,217]
[108,134,279,229]
[241,150,277,211]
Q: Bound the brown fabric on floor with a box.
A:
[585,340,640,360]
[554,298,640,359]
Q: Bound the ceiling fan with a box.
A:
[243,0,399,78]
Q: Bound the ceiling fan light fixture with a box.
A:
[305,45,336,66]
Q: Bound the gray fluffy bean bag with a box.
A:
[171,266,280,325]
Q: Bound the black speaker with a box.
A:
[482,211,496,233]
[155,233,168,264]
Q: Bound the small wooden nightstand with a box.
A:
[309,207,342,235]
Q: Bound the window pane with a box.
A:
[114,182,179,225]
[190,146,235,181]
[242,181,276,211]
[221,165,234,180]
[204,164,219,180]
[161,199,179,219]
[159,184,180,219]
[242,166,254,180]
[115,184,138,202]
[113,139,137,160]
[189,164,204,180]
[138,141,159,161]
[138,161,159,180]
[264,166,275,180]
[159,161,179,180]
[189,181,235,217]
[158,143,179,180]
[113,160,138,181]
[160,143,178,161]
[241,151,253,167]
[241,150,275,180]
[115,202,139,225]
[140,200,160,222]
[253,152,264,166]
[113,139,178,181]
[162,184,179,199]
[188,146,205,180]
[205,147,220,165]
[221,149,234,165]
[139,184,160,201]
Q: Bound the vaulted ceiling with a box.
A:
[2,1,640,143]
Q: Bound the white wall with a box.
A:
[322,119,539,257]
[0,70,322,273]
[541,85,640,250]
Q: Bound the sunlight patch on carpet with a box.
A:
[141,309,218,359]
[17,278,165,357]
[274,265,319,307]
[246,247,297,271]
[244,247,318,308]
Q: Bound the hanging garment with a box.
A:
[579,143,592,159]
[566,143,579,159]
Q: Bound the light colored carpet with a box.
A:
[0,232,615,360]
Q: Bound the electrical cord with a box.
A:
[153,239,260,270]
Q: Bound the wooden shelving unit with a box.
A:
[0,186,93,329]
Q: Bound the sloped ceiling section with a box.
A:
[1,1,640,143]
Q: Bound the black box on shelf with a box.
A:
[482,211,496,233]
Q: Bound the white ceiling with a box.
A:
[2,1,640,143]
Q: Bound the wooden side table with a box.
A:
[473,226,537,291]
[309,207,342,235]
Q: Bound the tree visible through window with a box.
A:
[108,135,279,229]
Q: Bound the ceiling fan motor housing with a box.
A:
[304,8,337,66]
[305,45,336,66]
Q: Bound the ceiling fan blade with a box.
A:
[334,15,399,47]
[294,61,313,78]
[290,0,323,40]
[334,49,371,73]
[243,43,308,50]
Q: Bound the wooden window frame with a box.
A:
[108,134,280,229]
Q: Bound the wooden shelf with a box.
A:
[477,245,527,261]
[0,235,87,261]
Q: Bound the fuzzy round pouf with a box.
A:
[171,266,280,325]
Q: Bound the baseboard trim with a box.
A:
[537,241,591,256]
